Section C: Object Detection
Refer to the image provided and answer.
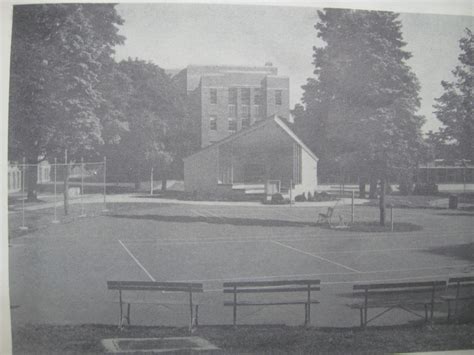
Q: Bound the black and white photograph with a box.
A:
[1,0,473,353]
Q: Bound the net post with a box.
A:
[391,205,394,232]
[351,190,355,223]
[102,156,108,212]
[52,158,59,224]
[79,157,86,217]
[19,157,28,230]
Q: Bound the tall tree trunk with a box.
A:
[379,178,386,226]
[369,175,377,199]
[358,177,366,199]
[161,170,167,192]
[26,160,39,202]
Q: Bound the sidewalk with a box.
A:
[9,193,368,213]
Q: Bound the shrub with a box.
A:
[271,193,285,204]
[398,181,413,195]
[307,191,314,201]
[295,193,306,202]
[413,183,438,195]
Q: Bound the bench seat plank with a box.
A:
[223,279,320,287]
[223,286,320,293]
[223,279,321,327]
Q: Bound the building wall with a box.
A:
[183,147,219,193]
[262,76,290,119]
[175,65,289,148]
[293,148,318,196]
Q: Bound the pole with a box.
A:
[391,205,394,232]
[289,179,293,206]
[19,157,28,230]
[52,158,59,223]
[150,167,154,196]
[102,156,108,212]
[64,149,69,216]
[80,157,86,217]
[351,190,354,223]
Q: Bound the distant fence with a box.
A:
[8,159,107,233]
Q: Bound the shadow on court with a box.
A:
[424,242,474,263]
[107,213,318,228]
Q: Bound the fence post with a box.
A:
[391,205,394,232]
[19,157,28,230]
[289,179,293,206]
[351,190,355,223]
[150,167,154,196]
[80,157,86,217]
[52,158,59,223]
[102,156,108,212]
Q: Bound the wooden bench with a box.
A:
[223,279,320,326]
[348,280,447,327]
[442,276,474,321]
[107,281,203,329]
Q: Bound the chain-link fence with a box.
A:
[8,160,107,236]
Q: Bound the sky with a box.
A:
[113,4,472,133]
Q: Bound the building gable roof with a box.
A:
[184,115,318,162]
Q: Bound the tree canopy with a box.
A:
[433,28,473,162]
[293,9,425,224]
[8,4,125,164]
[101,59,192,187]
[294,9,425,184]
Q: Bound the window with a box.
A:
[209,116,217,130]
[254,88,262,105]
[275,90,282,105]
[293,144,302,184]
[241,87,250,105]
[229,87,238,105]
[253,105,262,117]
[228,118,237,132]
[228,105,237,117]
[242,118,250,128]
[209,89,217,104]
[241,105,250,117]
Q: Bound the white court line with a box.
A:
[199,208,227,220]
[118,239,156,282]
[118,240,440,253]
[188,272,474,293]
[175,267,474,291]
[270,240,362,273]
[191,210,208,218]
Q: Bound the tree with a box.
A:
[293,9,424,225]
[434,29,473,162]
[101,59,192,190]
[8,4,124,201]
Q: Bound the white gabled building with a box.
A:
[184,115,318,200]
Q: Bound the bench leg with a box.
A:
[447,300,451,322]
[127,303,131,325]
[195,305,199,327]
[359,308,364,328]
[118,290,123,329]
[304,303,311,326]
[233,289,237,327]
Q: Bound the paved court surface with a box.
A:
[8,202,474,329]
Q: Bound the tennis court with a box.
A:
[9,202,474,328]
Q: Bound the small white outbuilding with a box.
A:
[184,115,318,199]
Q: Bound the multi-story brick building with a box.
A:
[171,64,289,148]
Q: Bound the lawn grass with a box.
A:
[11,322,474,354]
